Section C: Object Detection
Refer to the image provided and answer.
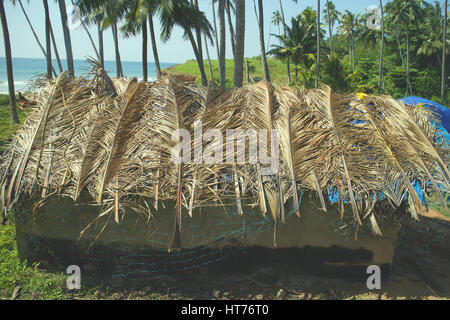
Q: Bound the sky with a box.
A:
[0,0,446,64]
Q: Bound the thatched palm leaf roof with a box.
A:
[1,70,449,239]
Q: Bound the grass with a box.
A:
[167,56,291,87]
[0,94,28,152]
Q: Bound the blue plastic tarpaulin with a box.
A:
[326,96,449,206]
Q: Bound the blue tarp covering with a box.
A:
[400,96,450,133]
[327,96,449,206]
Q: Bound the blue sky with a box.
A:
[0,0,446,64]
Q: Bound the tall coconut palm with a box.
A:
[442,0,448,103]
[225,0,235,57]
[49,18,63,72]
[43,0,52,79]
[122,0,162,81]
[338,10,356,72]
[218,0,226,88]
[385,0,410,95]
[0,0,19,123]
[378,0,385,93]
[386,0,427,96]
[278,0,292,83]
[58,0,75,76]
[323,1,340,55]
[76,1,104,68]
[70,0,99,61]
[269,14,316,85]
[122,1,148,81]
[211,0,221,81]
[417,2,447,65]
[233,0,245,87]
[254,0,271,82]
[13,0,56,76]
[315,0,320,87]
[160,0,213,86]
[77,0,127,78]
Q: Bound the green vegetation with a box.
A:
[0,95,28,152]
[168,57,292,87]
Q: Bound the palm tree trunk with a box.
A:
[406,24,412,96]
[148,15,161,78]
[112,23,123,78]
[186,29,208,86]
[57,0,75,76]
[278,0,291,84]
[315,0,321,87]
[234,0,245,87]
[194,0,203,65]
[378,0,384,93]
[218,0,226,88]
[204,33,214,81]
[441,0,448,104]
[142,18,148,82]
[257,0,271,83]
[18,0,56,77]
[326,0,333,55]
[0,0,18,124]
[149,15,161,78]
[70,0,98,60]
[212,0,221,74]
[98,22,104,68]
[226,0,236,57]
[50,20,63,73]
[396,25,409,95]
[43,0,52,79]
[352,33,355,72]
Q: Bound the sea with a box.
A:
[0,57,176,94]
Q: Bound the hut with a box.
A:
[1,66,449,279]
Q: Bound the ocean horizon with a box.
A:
[0,57,176,94]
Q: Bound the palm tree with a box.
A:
[43,0,52,79]
[277,0,294,84]
[417,2,447,65]
[58,0,75,76]
[315,0,320,87]
[122,0,161,81]
[78,0,127,78]
[218,0,226,88]
[272,10,282,42]
[225,0,235,57]
[269,14,316,85]
[14,0,56,76]
[442,0,448,103]
[378,0,385,93]
[338,10,356,72]
[122,1,148,81]
[211,0,221,83]
[386,0,427,96]
[0,0,19,123]
[234,0,245,87]
[77,1,104,68]
[160,0,213,86]
[323,1,340,55]
[385,0,410,95]
[254,0,271,82]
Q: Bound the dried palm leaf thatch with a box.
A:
[1,70,449,240]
